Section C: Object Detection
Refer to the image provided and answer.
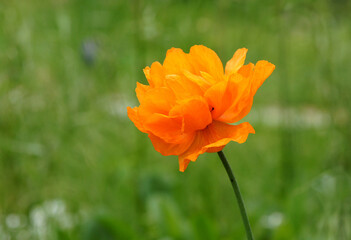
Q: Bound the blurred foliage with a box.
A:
[0,0,351,239]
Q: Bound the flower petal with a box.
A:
[200,71,217,85]
[143,66,151,81]
[205,71,251,121]
[135,82,150,103]
[164,74,203,99]
[189,45,224,82]
[179,158,191,172]
[238,62,255,78]
[138,87,176,116]
[149,132,195,156]
[143,113,184,143]
[250,60,275,94]
[204,80,228,119]
[148,62,165,88]
[127,106,146,133]
[178,121,255,171]
[183,70,211,91]
[225,48,248,76]
[169,96,212,133]
[217,61,275,123]
[163,48,194,75]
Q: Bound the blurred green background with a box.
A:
[1,0,351,239]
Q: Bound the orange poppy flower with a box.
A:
[127,45,275,172]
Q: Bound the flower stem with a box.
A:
[217,151,254,240]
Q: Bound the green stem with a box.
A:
[217,151,254,240]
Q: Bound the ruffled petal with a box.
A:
[169,96,212,133]
[189,45,224,82]
[163,48,194,75]
[205,71,250,122]
[225,48,248,76]
[143,66,151,81]
[178,121,255,171]
[149,132,195,156]
[227,61,272,123]
[179,158,191,172]
[211,61,275,124]
[138,87,176,116]
[204,80,228,119]
[148,62,165,88]
[164,74,203,99]
[238,62,255,78]
[182,70,211,92]
[218,61,274,123]
[250,60,275,94]
[143,113,184,143]
[127,106,146,133]
[200,71,216,85]
[135,82,150,103]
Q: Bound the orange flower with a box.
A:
[127,45,275,172]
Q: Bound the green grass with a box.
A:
[1,0,351,239]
